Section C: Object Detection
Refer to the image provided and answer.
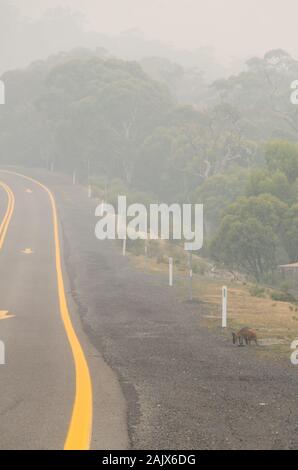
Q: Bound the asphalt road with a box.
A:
[0,170,127,450]
[1,168,298,450]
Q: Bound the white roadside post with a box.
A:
[0,341,5,365]
[122,239,127,257]
[72,170,76,185]
[187,251,193,301]
[222,286,228,328]
[169,257,174,287]
[0,80,5,105]
[87,159,92,198]
[100,201,104,217]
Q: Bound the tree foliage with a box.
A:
[2,48,298,279]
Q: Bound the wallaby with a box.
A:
[232,328,258,346]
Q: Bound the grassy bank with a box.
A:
[125,241,298,359]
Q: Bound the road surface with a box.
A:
[0,170,127,450]
[1,168,298,450]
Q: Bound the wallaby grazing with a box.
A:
[232,328,258,346]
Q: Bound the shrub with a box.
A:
[249,285,266,298]
[270,290,296,303]
[127,239,145,256]
[156,254,167,264]
[280,281,291,293]
[192,259,206,275]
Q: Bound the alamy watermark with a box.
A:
[95,196,204,251]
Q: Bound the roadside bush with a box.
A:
[249,285,266,298]
[192,259,206,275]
[156,254,167,264]
[270,290,296,303]
[147,241,163,259]
[280,281,290,293]
[127,239,145,256]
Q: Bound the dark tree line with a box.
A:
[1,48,298,280]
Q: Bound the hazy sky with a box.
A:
[13,0,298,63]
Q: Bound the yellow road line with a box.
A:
[0,182,12,240]
[0,170,93,450]
[0,182,15,250]
[0,310,15,320]
[0,183,11,241]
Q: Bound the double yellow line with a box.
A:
[0,171,93,450]
[0,181,15,251]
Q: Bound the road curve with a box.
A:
[0,182,14,250]
[3,168,298,450]
[7,170,93,450]
[0,171,114,450]
[0,169,129,450]
[0,172,75,449]
[0,171,92,449]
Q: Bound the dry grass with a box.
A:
[129,250,298,358]
[195,277,298,340]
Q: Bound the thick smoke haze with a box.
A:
[1,1,298,79]
[2,0,298,456]
[14,0,298,62]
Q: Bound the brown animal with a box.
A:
[232,328,258,346]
